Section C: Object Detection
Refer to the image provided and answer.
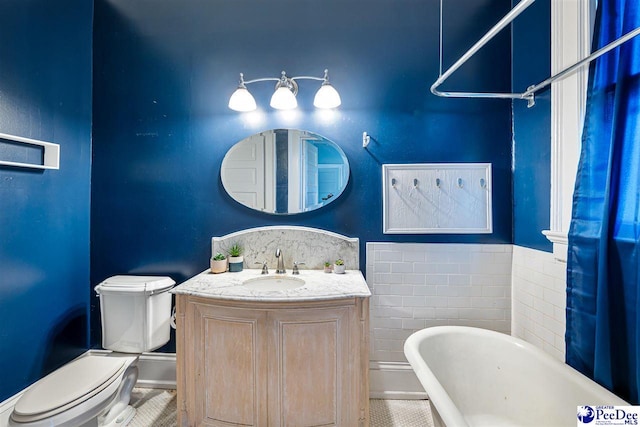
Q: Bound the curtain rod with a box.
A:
[522,26,640,100]
[431,0,640,107]
[431,0,535,102]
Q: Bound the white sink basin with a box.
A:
[242,276,305,291]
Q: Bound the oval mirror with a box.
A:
[221,129,349,214]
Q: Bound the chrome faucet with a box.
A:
[275,248,286,274]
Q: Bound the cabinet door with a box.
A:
[189,303,268,427]
[267,306,358,426]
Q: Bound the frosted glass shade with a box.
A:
[313,83,341,109]
[270,86,298,110]
[228,87,257,112]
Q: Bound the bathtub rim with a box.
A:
[404,326,629,427]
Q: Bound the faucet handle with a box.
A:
[292,261,305,275]
[255,261,269,274]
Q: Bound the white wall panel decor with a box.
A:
[382,163,492,234]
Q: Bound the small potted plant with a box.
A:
[210,252,227,274]
[323,261,333,273]
[334,259,345,274]
[227,243,244,272]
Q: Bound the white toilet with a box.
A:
[9,275,175,427]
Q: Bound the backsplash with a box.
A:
[211,226,359,271]
[366,242,512,363]
[512,245,567,361]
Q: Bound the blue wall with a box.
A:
[512,0,553,251]
[0,0,93,402]
[0,0,556,402]
[91,0,514,349]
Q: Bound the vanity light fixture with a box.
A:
[228,69,341,112]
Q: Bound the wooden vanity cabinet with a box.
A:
[176,295,370,427]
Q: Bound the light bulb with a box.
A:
[270,86,298,110]
[228,87,257,112]
[313,83,341,109]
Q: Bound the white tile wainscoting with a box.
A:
[366,242,513,363]
[365,242,569,397]
[366,242,514,397]
[512,245,567,361]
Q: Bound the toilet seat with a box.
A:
[11,356,134,424]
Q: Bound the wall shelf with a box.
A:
[0,132,60,170]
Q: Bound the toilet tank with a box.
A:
[95,275,175,353]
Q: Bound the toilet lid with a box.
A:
[95,275,175,294]
[13,356,129,418]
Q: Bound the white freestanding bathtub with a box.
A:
[404,326,629,427]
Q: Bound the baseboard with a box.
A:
[126,353,427,399]
[106,352,427,399]
[136,352,177,389]
[369,361,427,400]
[129,353,427,399]
[124,355,427,399]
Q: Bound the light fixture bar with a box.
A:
[228,69,341,112]
[242,77,280,84]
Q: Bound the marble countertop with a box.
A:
[172,268,371,302]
